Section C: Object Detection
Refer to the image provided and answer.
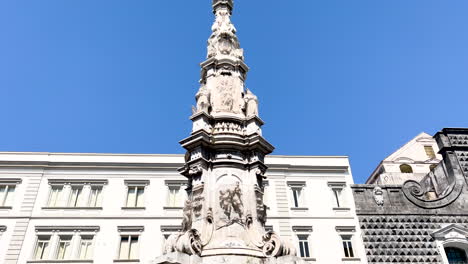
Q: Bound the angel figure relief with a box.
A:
[219,182,244,222]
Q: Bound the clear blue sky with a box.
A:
[0,1,467,183]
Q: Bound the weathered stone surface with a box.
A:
[353,128,468,263]
[153,252,202,264]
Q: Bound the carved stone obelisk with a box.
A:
[154,1,306,263]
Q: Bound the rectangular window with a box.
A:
[167,186,181,207]
[298,235,311,258]
[328,182,347,209]
[56,236,72,260]
[292,187,303,208]
[68,186,84,207]
[333,188,342,208]
[425,146,436,159]
[34,236,51,260]
[126,186,145,207]
[0,185,15,206]
[88,187,102,207]
[119,235,139,260]
[48,186,64,207]
[342,236,354,258]
[79,236,94,260]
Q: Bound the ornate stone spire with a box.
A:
[196,0,252,118]
[155,2,305,263]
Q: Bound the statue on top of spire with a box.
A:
[207,0,243,61]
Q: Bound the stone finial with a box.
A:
[212,0,233,13]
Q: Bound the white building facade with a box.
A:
[0,152,366,264]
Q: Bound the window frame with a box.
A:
[328,182,349,211]
[336,226,360,261]
[0,178,21,208]
[341,235,355,258]
[164,180,188,209]
[45,179,107,209]
[55,235,73,260]
[116,226,144,261]
[33,235,51,260]
[78,235,95,260]
[123,180,149,209]
[47,184,65,207]
[67,185,84,207]
[424,145,437,159]
[287,181,307,210]
[292,226,314,260]
[31,226,99,261]
[399,164,413,173]
[88,186,103,207]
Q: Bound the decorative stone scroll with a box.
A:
[163,229,203,256]
[262,231,297,257]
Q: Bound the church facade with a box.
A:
[353,128,468,264]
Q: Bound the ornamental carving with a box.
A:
[373,187,384,206]
[189,164,203,177]
[214,121,243,134]
[207,8,243,61]
[181,200,192,232]
[262,231,297,257]
[219,182,244,221]
[163,229,202,256]
[192,185,205,218]
[255,188,267,225]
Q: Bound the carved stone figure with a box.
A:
[244,89,258,117]
[219,182,244,220]
[373,187,384,206]
[196,85,210,113]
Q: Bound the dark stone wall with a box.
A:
[352,128,468,263]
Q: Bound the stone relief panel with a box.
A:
[255,185,267,225]
[218,181,244,225]
[210,74,243,115]
[192,184,205,219]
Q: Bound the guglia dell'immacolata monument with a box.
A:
[154,1,306,264]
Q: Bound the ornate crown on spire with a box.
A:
[193,0,254,118]
[212,0,233,13]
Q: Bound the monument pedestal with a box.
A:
[153,253,309,264]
